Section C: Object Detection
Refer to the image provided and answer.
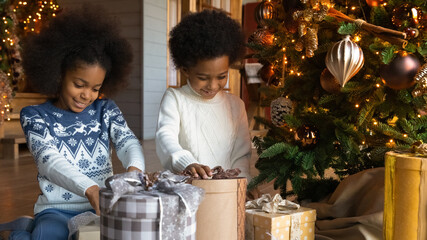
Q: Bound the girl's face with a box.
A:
[183,55,229,99]
[55,63,106,113]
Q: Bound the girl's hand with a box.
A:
[185,163,212,179]
[85,185,100,215]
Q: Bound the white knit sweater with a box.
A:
[156,84,251,179]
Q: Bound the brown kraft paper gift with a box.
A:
[192,177,247,240]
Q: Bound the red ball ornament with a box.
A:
[365,0,385,7]
[259,63,275,83]
[392,3,423,29]
[404,27,419,39]
[380,51,421,90]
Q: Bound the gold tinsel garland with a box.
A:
[292,1,328,57]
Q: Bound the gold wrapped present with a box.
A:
[384,151,427,240]
[245,194,316,240]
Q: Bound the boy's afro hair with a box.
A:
[169,9,245,69]
[22,4,133,97]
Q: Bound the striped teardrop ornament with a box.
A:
[325,35,364,87]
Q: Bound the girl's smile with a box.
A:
[55,63,105,112]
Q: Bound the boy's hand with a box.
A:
[185,163,212,179]
[127,166,142,172]
[85,185,100,215]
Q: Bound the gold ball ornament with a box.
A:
[295,124,319,149]
[392,3,423,29]
[270,97,293,127]
[255,1,277,27]
[325,35,364,87]
[320,68,341,93]
[412,63,427,97]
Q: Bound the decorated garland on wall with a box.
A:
[0,0,60,123]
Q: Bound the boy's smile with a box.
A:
[184,55,229,99]
[55,63,105,113]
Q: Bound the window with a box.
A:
[200,0,231,12]
[167,0,181,88]
[167,0,242,96]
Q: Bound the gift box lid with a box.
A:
[192,177,246,193]
[247,207,316,230]
[386,151,427,171]
[99,188,179,219]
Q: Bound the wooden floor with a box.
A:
[0,139,163,223]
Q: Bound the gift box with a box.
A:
[384,151,427,240]
[192,177,247,240]
[245,207,316,240]
[99,188,196,240]
[98,171,204,240]
[74,221,100,240]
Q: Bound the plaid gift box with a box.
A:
[100,188,196,240]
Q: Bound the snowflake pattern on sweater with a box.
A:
[21,99,144,214]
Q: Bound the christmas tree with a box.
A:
[248,0,427,201]
[0,0,60,122]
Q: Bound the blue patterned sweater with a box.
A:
[20,99,145,214]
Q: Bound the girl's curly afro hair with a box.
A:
[22,4,133,97]
[169,9,245,69]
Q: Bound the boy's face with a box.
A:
[183,55,229,99]
[55,63,105,113]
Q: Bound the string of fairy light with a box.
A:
[14,1,59,32]
[256,0,423,147]
[0,0,59,124]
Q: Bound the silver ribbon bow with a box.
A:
[245,193,300,213]
[105,170,204,240]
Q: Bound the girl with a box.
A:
[156,10,252,180]
[1,5,145,240]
